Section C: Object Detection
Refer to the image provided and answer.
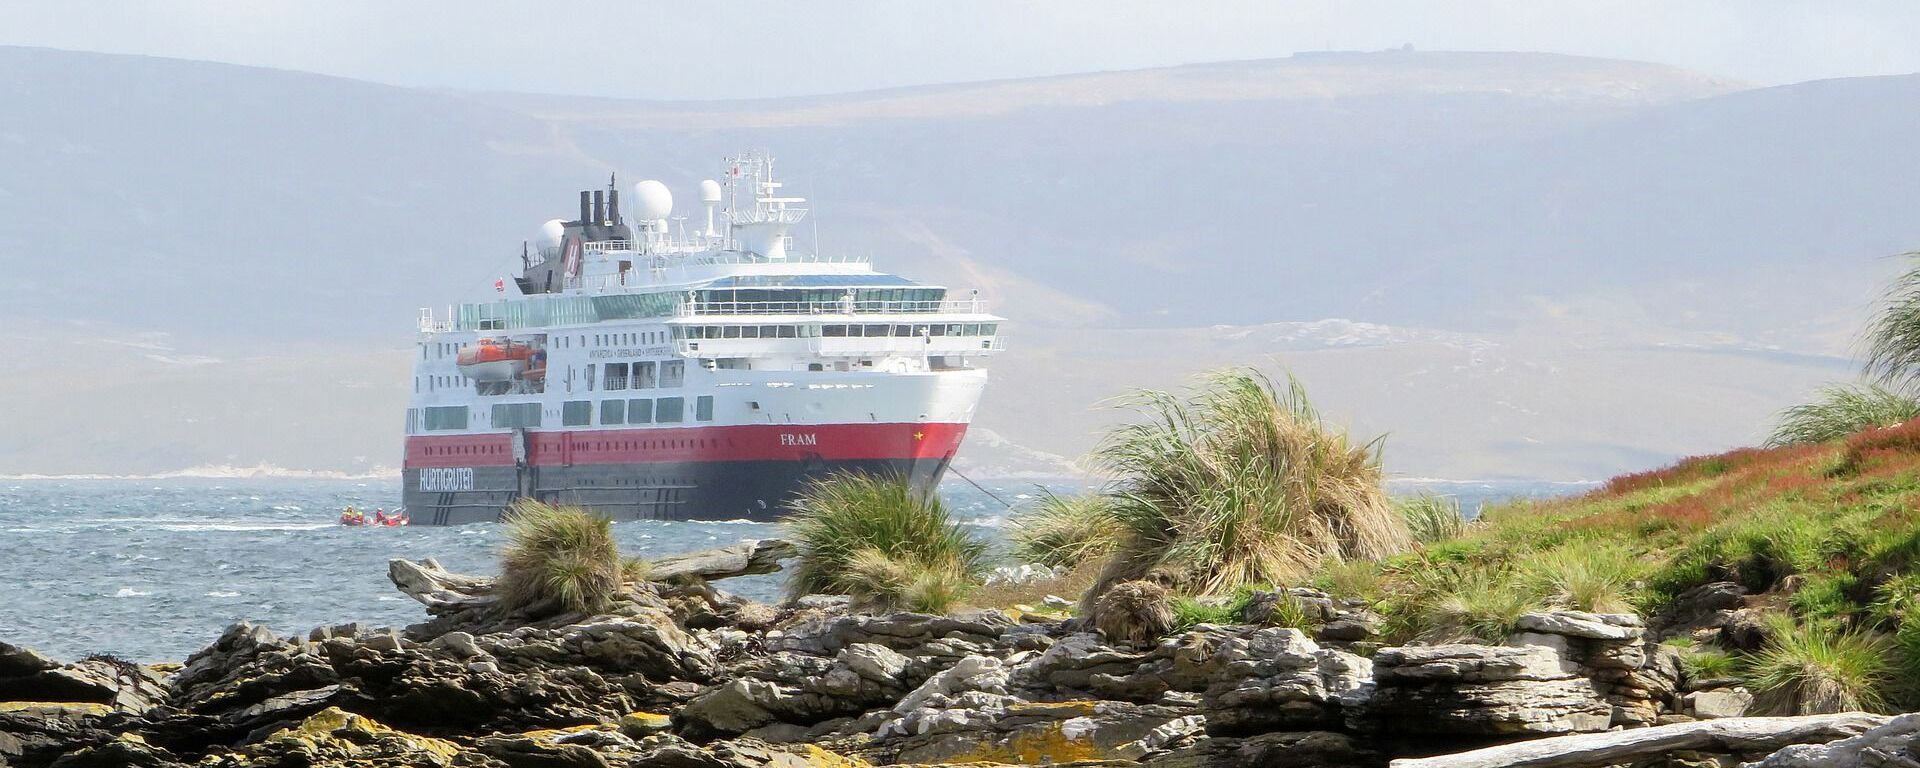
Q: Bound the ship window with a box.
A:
[809,363,824,371]
[627,399,652,423]
[741,326,759,339]
[963,324,981,336]
[601,399,625,424]
[585,364,595,391]
[492,402,542,428]
[562,401,591,426]
[895,324,913,337]
[865,324,889,337]
[723,326,741,339]
[424,406,468,431]
[929,324,946,336]
[604,362,628,390]
[778,325,797,338]
[823,324,846,337]
[660,360,684,387]
[406,408,419,434]
[695,396,714,422]
[633,361,656,388]
[655,396,684,423]
[761,325,779,338]
[984,323,999,335]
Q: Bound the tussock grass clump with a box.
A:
[784,473,990,613]
[1863,254,1920,389]
[1517,544,1647,614]
[1679,645,1740,682]
[498,501,622,616]
[1008,491,1122,569]
[1092,580,1175,647]
[1745,614,1895,715]
[1767,384,1920,448]
[1315,559,1387,604]
[1397,494,1467,545]
[1090,369,1410,598]
[1383,562,1544,644]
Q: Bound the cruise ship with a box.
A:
[402,154,1003,524]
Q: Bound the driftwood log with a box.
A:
[1390,713,1889,768]
[647,538,796,582]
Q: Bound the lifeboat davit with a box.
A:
[456,338,534,381]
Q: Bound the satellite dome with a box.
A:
[698,179,723,204]
[633,180,673,222]
[538,219,566,250]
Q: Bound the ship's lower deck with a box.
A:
[400,422,965,524]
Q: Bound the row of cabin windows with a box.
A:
[556,331,667,349]
[421,443,504,456]
[419,374,471,393]
[424,342,470,360]
[589,360,683,391]
[672,323,998,340]
[562,395,712,426]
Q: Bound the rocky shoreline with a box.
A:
[3,540,1915,768]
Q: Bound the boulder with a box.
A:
[1372,644,1612,736]
[1686,688,1753,719]
[0,702,122,768]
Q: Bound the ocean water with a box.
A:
[0,477,1581,662]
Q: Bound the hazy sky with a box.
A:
[3,1,1918,99]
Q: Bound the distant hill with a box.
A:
[2,45,1908,479]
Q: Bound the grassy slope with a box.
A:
[1338,420,1920,711]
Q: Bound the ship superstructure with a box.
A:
[402,154,1003,524]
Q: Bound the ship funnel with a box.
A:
[578,191,591,225]
[607,188,621,225]
[591,190,605,225]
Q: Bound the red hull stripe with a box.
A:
[404,422,969,468]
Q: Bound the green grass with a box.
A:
[1744,614,1895,715]
[1088,369,1410,598]
[497,501,622,616]
[783,473,990,613]
[1680,645,1740,681]
[1315,559,1387,604]
[1767,383,1920,447]
[1397,494,1467,545]
[1007,490,1122,569]
[1516,543,1647,614]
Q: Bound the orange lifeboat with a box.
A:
[456,338,534,381]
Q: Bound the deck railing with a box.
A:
[675,298,990,316]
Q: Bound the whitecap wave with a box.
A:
[113,588,151,597]
[0,463,401,481]
[151,522,334,532]
[205,591,241,598]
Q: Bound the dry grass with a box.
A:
[783,473,990,613]
[1088,369,1410,599]
[497,500,622,616]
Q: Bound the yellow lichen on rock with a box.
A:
[800,744,875,768]
[938,719,1105,765]
[620,710,674,737]
[265,706,463,762]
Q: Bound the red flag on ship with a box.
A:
[494,278,506,294]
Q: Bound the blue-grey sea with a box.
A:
[0,477,1582,662]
